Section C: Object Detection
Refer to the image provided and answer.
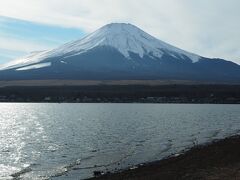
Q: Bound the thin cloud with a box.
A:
[0,36,53,53]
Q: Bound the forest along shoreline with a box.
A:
[89,135,240,180]
[0,84,239,103]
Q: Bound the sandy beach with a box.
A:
[90,135,240,180]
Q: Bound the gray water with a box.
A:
[0,103,240,179]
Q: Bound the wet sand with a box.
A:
[90,135,240,180]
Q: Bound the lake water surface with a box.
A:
[0,103,240,179]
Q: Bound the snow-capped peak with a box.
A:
[0,23,201,71]
[51,23,200,62]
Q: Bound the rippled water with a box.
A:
[0,103,240,179]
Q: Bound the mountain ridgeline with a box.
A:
[0,23,239,83]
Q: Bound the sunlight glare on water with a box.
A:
[0,103,240,179]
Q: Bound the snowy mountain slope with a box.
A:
[0,23,239,83]
[0,51,50,70]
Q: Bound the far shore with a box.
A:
[0,84,239,103]
[89,135,240,180]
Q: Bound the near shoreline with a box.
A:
[90,135,240,180]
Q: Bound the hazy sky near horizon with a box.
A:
[0,0,239,64]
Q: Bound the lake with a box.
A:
[0,103,240,179]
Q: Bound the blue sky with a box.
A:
[0,0,239,64]
[0,16,85,64]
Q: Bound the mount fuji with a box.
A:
[0,23,239,83]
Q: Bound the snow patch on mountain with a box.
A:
[15,62,51,71]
